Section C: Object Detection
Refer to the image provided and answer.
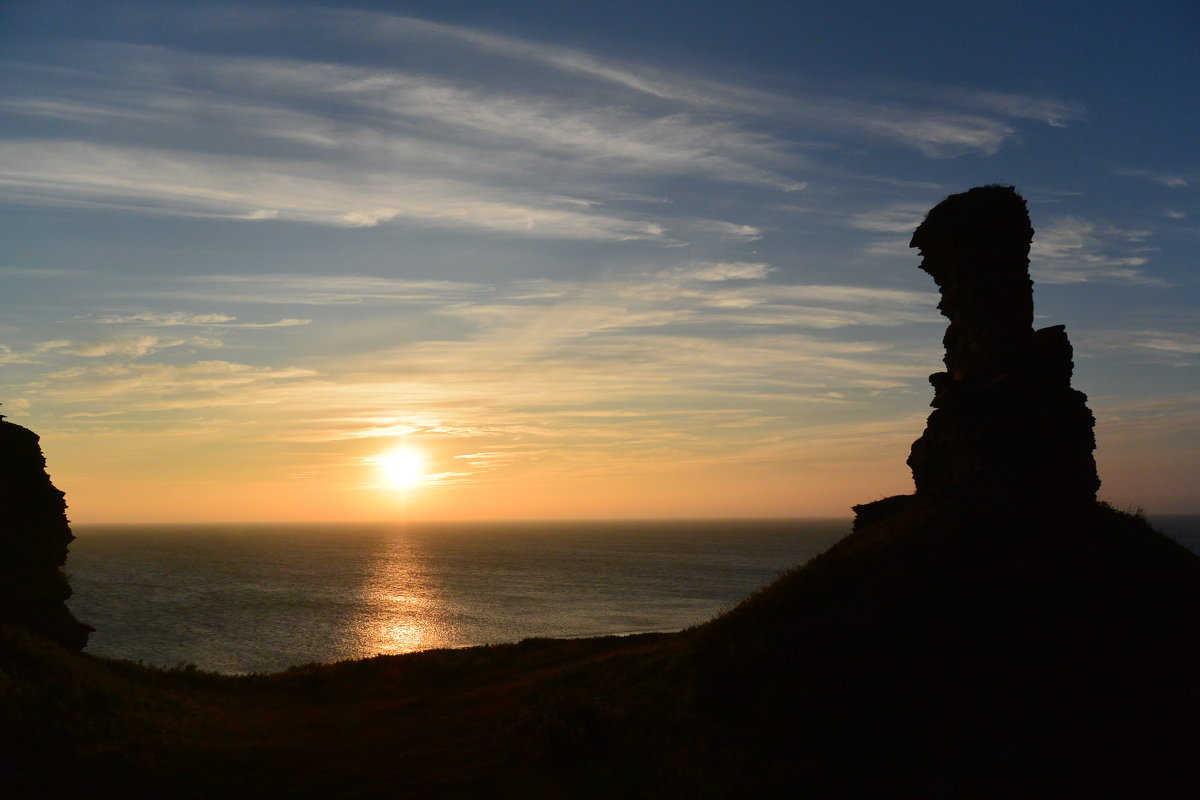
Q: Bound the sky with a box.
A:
[0,0,1197,522]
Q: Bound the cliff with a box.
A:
[0,414,91,651]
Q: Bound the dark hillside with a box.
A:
[683,501,1200,797]
[664,186,1200,797]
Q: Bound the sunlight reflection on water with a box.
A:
[69,519,856,673]
[353,534,452,656]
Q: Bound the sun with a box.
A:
[376,447,428,490]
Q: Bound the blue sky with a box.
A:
[1,0,1197,521]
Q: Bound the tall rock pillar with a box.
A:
[905,185,1100,510]
[0,413,92,650]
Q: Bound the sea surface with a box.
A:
[67,515,1200,675]
[68,519,849,673]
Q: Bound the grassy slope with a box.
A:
[4,503,1200,798]
[687,501,1200,797]
[2,623,692,798]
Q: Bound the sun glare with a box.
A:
[377,448,428,490]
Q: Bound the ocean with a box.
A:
[67,515,1200,675]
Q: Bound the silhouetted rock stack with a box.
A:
[856,186,1099,528]
[685,187,1200,794]
[0,412,91,650]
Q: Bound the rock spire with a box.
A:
[855,185,1100,527]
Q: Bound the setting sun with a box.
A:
[376,448,428,490]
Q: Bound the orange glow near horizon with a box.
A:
[35,418,1200,524]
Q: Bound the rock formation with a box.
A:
[689,194,1200,795]
[856,185,1100,528]
[0,410,91,650]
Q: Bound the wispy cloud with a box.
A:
[335,10,1077,158]
[834,105,1014,157]
[678,219,766,241]
[337,10,779,111]
[0,139,669,238]
[197,50,804,186]
[94,312,236,325]
[1124,333,1200,355]
[41,336,219,358]
[1031,216,1164,285]
[0,10,1087,243]
[138,275,491,306]
[3,335,220,362]
[849,202,934,259]
[849,203,930,234]
[665,262,773,282]
[0,37,805,237]
[1091,330,1200,366]
[926,87,1085,127]
[9,261,937,469]
[1114,168,1189,188]
[0,345,34,366]
[29,360,317,406]
[92,312,311,328]
[129,265,936,335]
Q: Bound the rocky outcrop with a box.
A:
[0,413,91,650]
[689,193,1199,794]
[855,186,1099,528]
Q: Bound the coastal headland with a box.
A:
[4,188,1200,798]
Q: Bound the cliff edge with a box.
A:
[0,413,91,651]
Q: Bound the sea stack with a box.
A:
[0,411,91,650]
[856,185,1100,526]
